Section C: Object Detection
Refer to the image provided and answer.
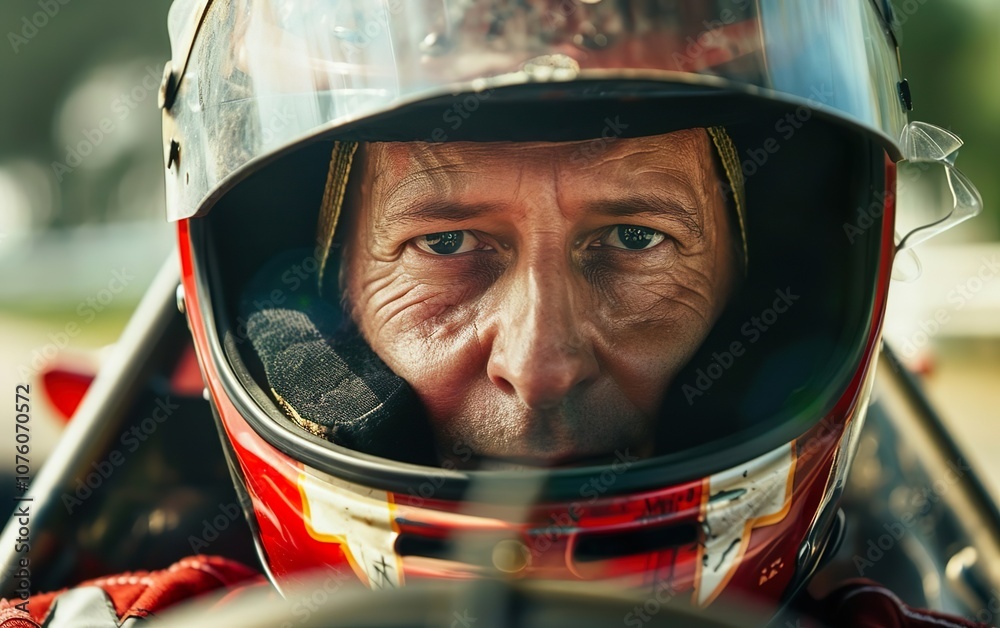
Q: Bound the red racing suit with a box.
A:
[0,556,264,626]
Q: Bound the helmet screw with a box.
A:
[175,283,186,315]
[167,139,181,171]
[492,539,531,574]
[898,79,913,111]
[159,61,177,110]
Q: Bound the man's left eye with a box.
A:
[414,231,489,255]
[597,225,666,250]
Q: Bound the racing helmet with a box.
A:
[160,0,981,615]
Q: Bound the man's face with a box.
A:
[342,129,736,469]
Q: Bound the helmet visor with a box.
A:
[164,0,906,221]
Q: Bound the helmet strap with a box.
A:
[316,141,359,295]
[707,126,749,273]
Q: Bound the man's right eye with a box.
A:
[415,231,489,255]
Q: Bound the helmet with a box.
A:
[161,0,981,615]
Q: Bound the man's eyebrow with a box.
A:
[378,199,506,230]
[588,193,704,238]
[376,193,705,236]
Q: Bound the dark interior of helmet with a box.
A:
[655,120,883,454]
[199,96,885,468]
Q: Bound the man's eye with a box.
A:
[414,231,488,255]
[597,225,666,250]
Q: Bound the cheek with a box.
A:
[597,258,720,332]
[595,325,698,416]
[593,265,725,411]
[383,331,491,427]
[351,254,481,335]
[348,259,491,411]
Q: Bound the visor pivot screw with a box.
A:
[522,54,580,81]
[492,539,531,574]
[420,32,451,56]
[159,61,177,110]
[175,283,186,315]
[167,139,181,171]
[898,79,913,111]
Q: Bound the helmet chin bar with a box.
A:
[191,335,878,610]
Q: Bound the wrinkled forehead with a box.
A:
[357,129,719,216]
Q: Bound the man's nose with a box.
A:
[486,265,599,410]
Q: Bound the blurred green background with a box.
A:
[0,1,998,478]
[898,0,1000,241]
[1,0,176,460]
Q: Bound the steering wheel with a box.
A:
[156,576,766,627]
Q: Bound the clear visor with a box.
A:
[163,0,908,221]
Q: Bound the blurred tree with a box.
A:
[894,0,1000,239]
[0,1,174,229]
[2,1,997,235]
